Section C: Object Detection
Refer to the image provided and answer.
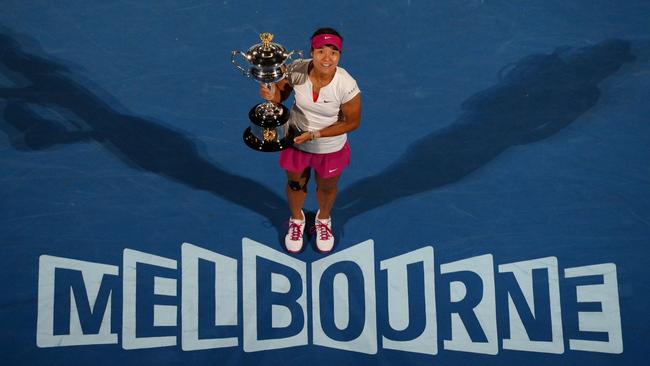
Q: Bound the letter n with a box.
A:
[498,257,564,353]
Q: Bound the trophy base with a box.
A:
[243,127,295,152]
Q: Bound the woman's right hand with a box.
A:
[259,83,277,102]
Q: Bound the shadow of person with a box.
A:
[0,28,288,239]
[0,26,637,247]
[334,39,635,233]
[2,102,99,150]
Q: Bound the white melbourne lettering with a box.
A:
[36,238,624,356]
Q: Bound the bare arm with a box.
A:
[259,79,293,103]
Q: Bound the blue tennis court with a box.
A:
[1,1,649,365]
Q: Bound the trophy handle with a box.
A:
[285,50,304,72]
[231,51,251,77]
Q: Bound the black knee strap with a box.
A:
[288,180,307,192]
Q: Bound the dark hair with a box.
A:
[310,27,343,51]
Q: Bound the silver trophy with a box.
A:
[231,33,303,152]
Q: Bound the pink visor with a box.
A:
[311,34,343,51]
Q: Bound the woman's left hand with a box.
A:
[293,132,312,145]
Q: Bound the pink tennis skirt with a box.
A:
[279,143,351,178]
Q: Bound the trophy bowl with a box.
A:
[232,33,303,152]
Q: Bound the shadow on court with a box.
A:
[0,26,636,246]
[334,38,635,234]
[0,27,288,238]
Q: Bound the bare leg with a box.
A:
[315,173,340,219]
[286,168,310,220]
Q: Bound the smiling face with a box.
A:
[310,45,341,75]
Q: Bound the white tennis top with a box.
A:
[287,59,360,153]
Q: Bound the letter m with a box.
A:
[37,255,119,347]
